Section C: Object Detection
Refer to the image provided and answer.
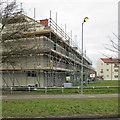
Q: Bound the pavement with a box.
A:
[1,94,119,100]
[1,114,120,120]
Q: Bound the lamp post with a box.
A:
[81,17,89,94]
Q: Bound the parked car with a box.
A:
[27,84,35,87]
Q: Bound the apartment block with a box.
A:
[97,58,120,80]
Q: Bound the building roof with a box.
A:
[101,58,120,63]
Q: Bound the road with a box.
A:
[2,94,119,100]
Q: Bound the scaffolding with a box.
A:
[1,10,93,87]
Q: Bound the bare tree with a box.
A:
[106,33,120,52]
[0,0,22,31]
[104,33,120,58]
[1,0,37,64]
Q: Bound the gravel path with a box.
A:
[2,94,119,100]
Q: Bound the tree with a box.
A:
[0,0,19,31]
[1,0,36,64]
[104,33,120,58]
[1,0,23,63]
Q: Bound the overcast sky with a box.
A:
[19,0,119,69]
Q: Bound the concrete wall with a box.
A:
[2,71,27,86]
[2,70,45,87]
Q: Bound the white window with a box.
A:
[106,69,109,71]
[114,69,118,72]
[101,69,103,73]
[114,75,118,78]
[107,75,109,77]
[114,63,118,66]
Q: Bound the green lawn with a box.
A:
[85,80,118,87]
[2,97,118,118]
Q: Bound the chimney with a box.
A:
[40,19,48,27]
[73,47,78,50]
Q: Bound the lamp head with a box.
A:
[84,17,89,22]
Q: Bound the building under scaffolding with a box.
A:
[1,13,94,87]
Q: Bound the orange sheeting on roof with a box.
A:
[22,29,52,35]
[0,67,51,70]
[0,67,21,70]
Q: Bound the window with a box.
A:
[114,75,118,78]
[106,69,109,71]
[107,75,109,77]
[106,63,109,65]
[54,44,56,50]
[27,71,36,77]
[101,69,103,73]
[114,63,119,68]
[101,63,103,65]
[114,63,118,66]
[114,69,118,72]
[31,71,36,77]
[27,71,31,77]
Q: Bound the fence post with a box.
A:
[11,87,13,94]
[62,87,64,93]
[28,87,30,93]
[78,87,79,94]
[107,86,109,92]
[92,87,94,92]
[45,87,47,94]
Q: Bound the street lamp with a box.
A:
[81,17,89,94]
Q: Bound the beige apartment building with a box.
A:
[97,58,120,80]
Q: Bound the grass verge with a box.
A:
[84,80,118,87]
[2,80,119,95]
[2,97,118,118]
[2,87,118,95]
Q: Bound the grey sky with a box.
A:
[19,0,119,69]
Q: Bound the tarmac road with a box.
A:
[2,94,119,100]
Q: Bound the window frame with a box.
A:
[27,71,37,77]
